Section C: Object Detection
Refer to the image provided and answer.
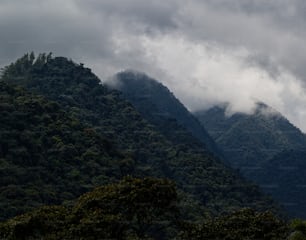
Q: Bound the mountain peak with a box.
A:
[195,102,306,168]
[114,70,173,97]
[209,102,281,119]
[111,70,223,157]
[1,53,101,91]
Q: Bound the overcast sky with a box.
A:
[2,0,306,131]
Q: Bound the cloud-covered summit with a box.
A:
[2,0,306,131]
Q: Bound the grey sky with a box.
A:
[2,0,306,131]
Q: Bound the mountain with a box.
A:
[112,71,222,159]
[0,53,279,220]
[195,103,306,218]
[194,103,306,171]
[111,73,306,218]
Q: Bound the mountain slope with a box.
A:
[113,71,222,158]
[195,103,306,218]
[0,53,280,219]
[256,149,306,218]
[0,81,123,220]
[194,103,306,170]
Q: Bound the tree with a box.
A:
[72,177,179,239]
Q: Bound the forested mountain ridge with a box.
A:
[194,103,306,170]
[112,71,222,158]
[195,103,306,218]
[0,53,280,220]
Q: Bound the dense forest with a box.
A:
[0,81,123,220]
[0,178,303,240]
[0,53,305,239]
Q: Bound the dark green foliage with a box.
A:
[0,180,291,240]
[0,81,123,220]
[180,208,289,240]
[289,219,306,239]
[0,177,179,240]
[0,53,279,221]
[72,177,178,239]
[0,206,69,240]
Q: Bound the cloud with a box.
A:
[0,0,118,63]
[138,35,306,128]
[1,0,306,131]
[174,0,306,79]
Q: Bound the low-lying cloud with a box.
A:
[134,35,306,131]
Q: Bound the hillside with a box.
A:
[0,53,279,219]
[0,81,124,220]
[112,71,222,158]
[194,103,306,171]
